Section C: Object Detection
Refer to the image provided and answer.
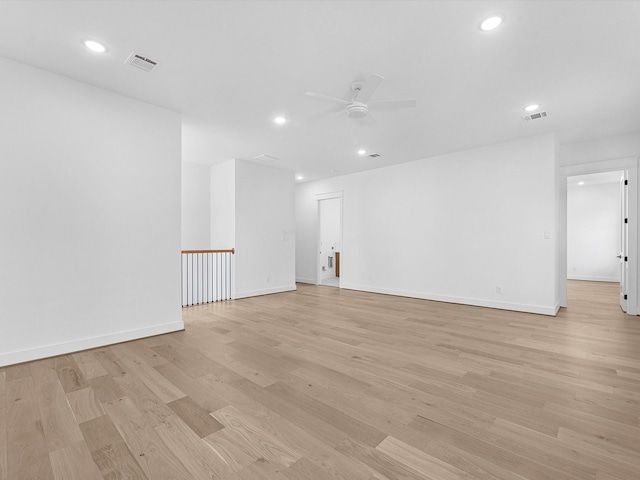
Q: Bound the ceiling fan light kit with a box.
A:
[347,103,368,119]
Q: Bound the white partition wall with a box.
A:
[296,134,560,315]
[0,57,183,366]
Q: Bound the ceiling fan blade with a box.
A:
[360,112,377,126]
[369,99,417,109]
[355,74,384,103]
[307,105,344,122]
[304,91,350,105]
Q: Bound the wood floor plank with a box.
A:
[152,339,229,378]
[35,379,84,452]
[335,437,435,480]
[49,441,102,480]
[204,428,258,472]
[111,372,179,428]
[166,395,224,438]
[90,440,148,480]
[265,381,387,448]
[111,344,185,403]
[65,387,105,424]
[376,435,469,480]
[154,414,240,480]
[70,351,108,380]
[238,458,290,480]
[154,360,229,413]
[54,355,88,393]
[79,415,124,453]
[281,455,375,480]
[0,404,6,480]
[7,398,54,479]
[87,374,125,404]
[489,418,639,480]
[0,371,5,480]
[29,358,59,387]
[102,396,192,480]
[211,405,302,470]
[5,363,31,381]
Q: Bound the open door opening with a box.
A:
[566,171,626,310]
[317,196,342,287]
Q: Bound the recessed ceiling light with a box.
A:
[296,175,303,180]
[83,39,107,53]
[480,14,504,31]
[274,116,287,125]
[524,104,540,112]
[357,149,367,155]
[578,181,585,185]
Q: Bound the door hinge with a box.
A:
[625,256,628,262]
[624,179,628,186]
[624,294,628,300]
[625,218,628,223]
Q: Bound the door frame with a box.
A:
[620,172,629,312]
[559,156,639,314]
[315,191,343,286]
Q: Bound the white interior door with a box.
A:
[316,194,343,286]
[619,172,628,312]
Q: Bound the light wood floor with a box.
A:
[1,281,639,480]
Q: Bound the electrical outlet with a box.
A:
[496,286,502,294]
[266,276,271,283]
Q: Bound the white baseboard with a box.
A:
[340,283,559,316]
[567,275,619,283]
[295,277,317,285]
[0,320,185,367]
[235,284,297,299]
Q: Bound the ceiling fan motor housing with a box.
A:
[347,102,368,119]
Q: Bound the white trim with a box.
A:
[341,284,559,316]
[568,275,619,283]
[0,321,184,367]
[295,277,317,284]
[234,284,297,299]
[315,191,343,201]
[561,156,638,176]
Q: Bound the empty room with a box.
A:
[1,1,640,479]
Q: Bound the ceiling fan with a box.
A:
[305,73,417,125]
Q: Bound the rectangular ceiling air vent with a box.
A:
[125,52,158,72]
[523,111,548,121]
[253,154,279,162]
[368,153,381,158]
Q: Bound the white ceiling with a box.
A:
[1,1,639,182]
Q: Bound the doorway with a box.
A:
[317,195,342,287]
[560,157,637,315]
[566,171,625,309]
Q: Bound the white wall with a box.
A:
[210,159,236,250]
[320,198,341,279]
[561,131,640,166]
[567,181,621,282]
[0,57,183,366]
[182,162,211,249]
[296,134,559,315]
[235,160,296,298]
